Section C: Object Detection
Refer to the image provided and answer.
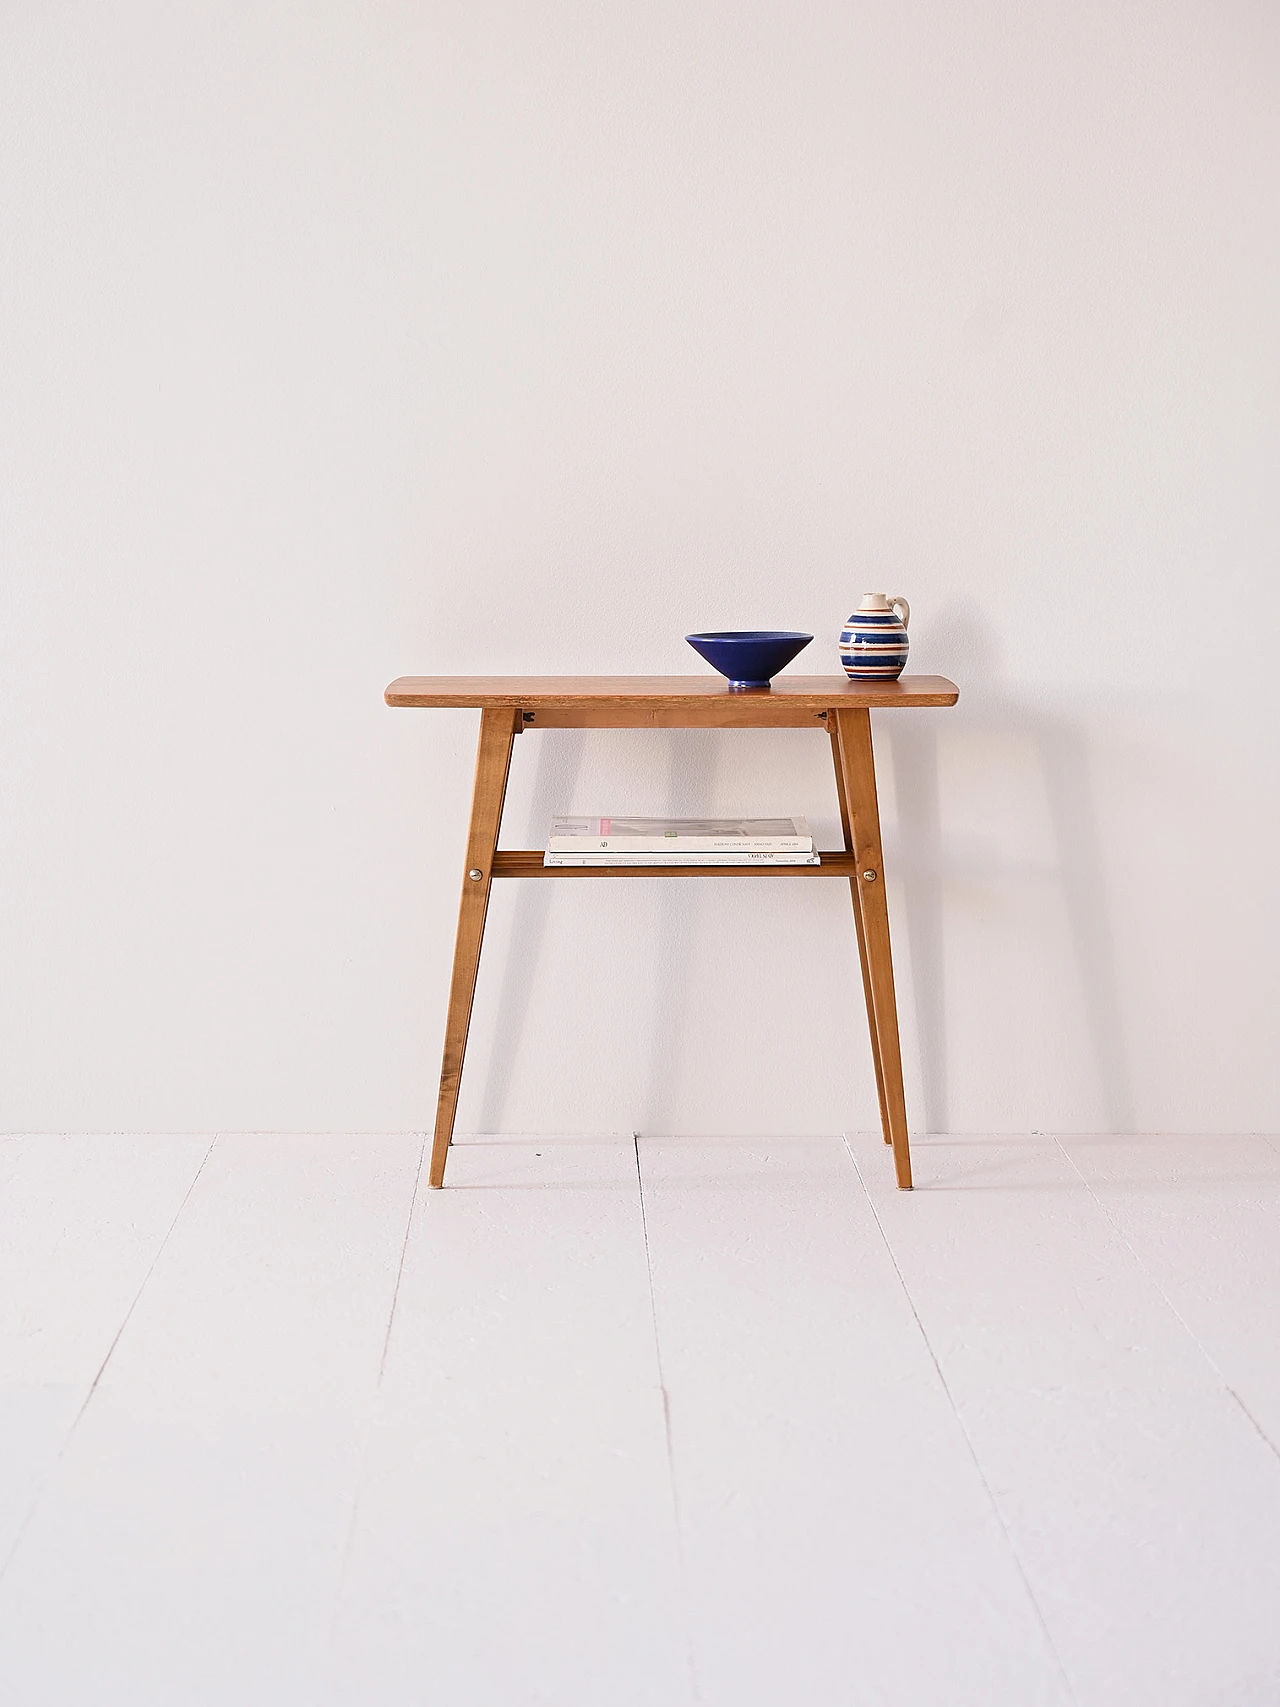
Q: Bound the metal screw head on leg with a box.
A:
[468,868,483,881]
[862,869,877,881]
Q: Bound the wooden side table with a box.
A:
[385,675,959,1190]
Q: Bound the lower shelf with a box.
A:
[490,851,858,878]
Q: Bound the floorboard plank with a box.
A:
[1057,1133,1280,1452]
[328,1136,693,1707]
[851,1132,1280,1707]
[0,1134,211,1565]
[0,1133,421,1707]
[638,1134,1071,1707]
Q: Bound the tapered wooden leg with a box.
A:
[829,725,892,1149]
[428,708,518,1188]
[834,708,913,1189]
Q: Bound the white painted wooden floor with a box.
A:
[2,1132,1279,1706]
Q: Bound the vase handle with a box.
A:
[889,595,910,630]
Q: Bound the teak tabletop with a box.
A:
[386,674,958,722]
[386,673,959,1191]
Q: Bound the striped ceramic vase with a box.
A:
[839,593,910,680]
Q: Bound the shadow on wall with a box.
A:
[640,732,719,1134]
[475,600,1133,1138]
[474,728,586,1135]
[474,723,720,1137]
[887,600,1133,1133]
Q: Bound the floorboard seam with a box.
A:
[633,1134,702,1706]
[840,1132,1080,1707]
[1227,1389,1280,1468]
[376,1132,430,1385]
[0,1131,217,1588]
[332,1129,430,1619]
[1052,1136,1280,1465]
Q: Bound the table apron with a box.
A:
[514,705,835,729]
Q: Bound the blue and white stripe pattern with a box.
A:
[839,598,909,680]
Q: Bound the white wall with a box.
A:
[3,1,1277,1137]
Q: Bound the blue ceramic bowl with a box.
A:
[685,630,813,690]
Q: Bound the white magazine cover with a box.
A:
[547,815,812,853]
[544,849,821,867]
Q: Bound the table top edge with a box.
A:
[384,674,960,709]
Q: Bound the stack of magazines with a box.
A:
[543,816,819,867]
